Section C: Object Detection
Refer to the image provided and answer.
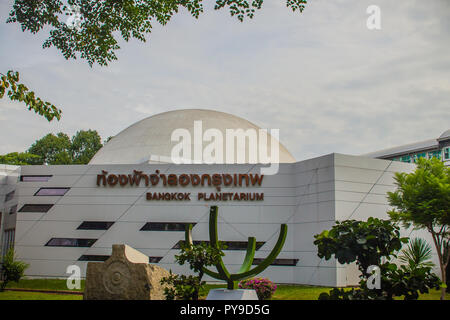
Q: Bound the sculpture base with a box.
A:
[206,289,258,300]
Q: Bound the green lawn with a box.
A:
[3,278,84,292]
[0,291,82,300]
[1,279,448,300]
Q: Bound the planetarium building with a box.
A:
[0,109,435,286]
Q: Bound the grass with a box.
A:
[0,291,82,300]
[1,279,448,300]
[3,278,85,292]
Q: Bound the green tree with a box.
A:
[314,218,440,300]
[0,70,61,121]
[7,0,309,67]
[0,152,42,165]
[314,218,407,278]
[27,132,72,164]
[0,248,29,292]
[387,157,450,300]
[161,241,224,300]
[71,129,103,164]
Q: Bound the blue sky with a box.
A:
[0,0,449,161]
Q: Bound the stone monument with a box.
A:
[84,244,170,300]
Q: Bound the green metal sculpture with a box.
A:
[185,206,288,290]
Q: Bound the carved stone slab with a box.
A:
[84,244,170,300]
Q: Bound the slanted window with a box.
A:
[34,187,70,196]
[77,221,114,230]
[78,255,110,262]
[9,205,17,215]
[20,175,52,182]
[19,204,54,213]
[5,190,15,202]
[252,258,299,266]
[172,240,265,251]
[46,238,97,247]
[140,222,196,232]
[78,255,162,263]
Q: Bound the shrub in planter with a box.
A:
[238,277,277,300]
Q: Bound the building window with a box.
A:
[172,240,265,251]
[34,187,70,196]
[252,258,299,266]
[413,153,427,162]
[2,229,15,257]
[77,255,162,263]
[444,147,450,160]
[140,222,196,232]
[77,221,115,230]
[5,190,15,202]
[9,205,17,215]
[428,150,441,160]
[149,257,163,263]
[19,204,54,213]
[45,238,97,247]
[20,175,52,182]
[401,155,411,163]
[78,255,110,262]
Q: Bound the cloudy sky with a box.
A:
[0,0,449,161]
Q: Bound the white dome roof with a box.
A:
[89,109,295,164]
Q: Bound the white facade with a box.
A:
[1,153,440,287]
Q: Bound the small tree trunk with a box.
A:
[429,229,446,300]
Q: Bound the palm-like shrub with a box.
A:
[399,238,435,271]
[0,248,29,291]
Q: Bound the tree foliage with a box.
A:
[0,248,29,292]
[314,218,440,300]
[7,0,309,67]
[314,218,408,276]
[388,157,450,300]
[399,237,435,271]
[28,132,72,164]
[71,129,103,164]
[0,152,41,165]
[0,70,61,121]
[0,130,103,165]
[160,241,225,300]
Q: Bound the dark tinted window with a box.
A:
[46,238,97,247]
[20,175,52,182]
[252,258,299,266]
[5,190,15,202]
[19,204,54,212]
[149,257,163,263]
[9,205,17,215]
[77,221,114,230]
[34,188,70,196]
[78,255,110,261]
[140,222,196,231]
[172,240,265,251]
